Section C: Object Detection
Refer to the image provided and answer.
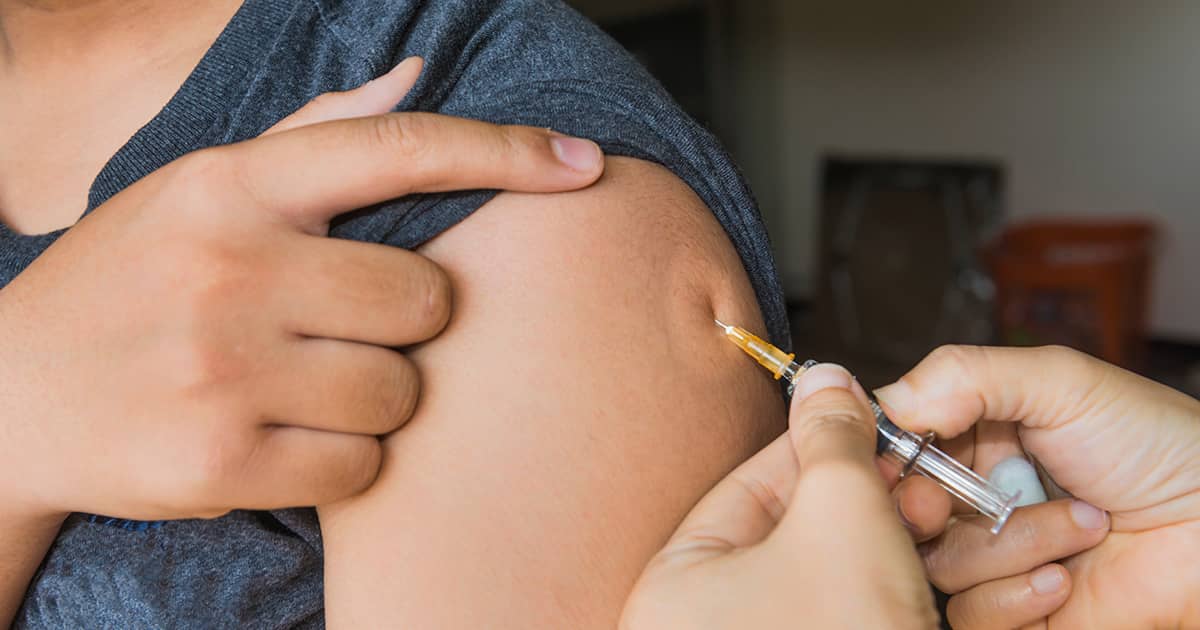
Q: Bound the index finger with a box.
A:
[873,345,1115,439]
[221,113,605,233]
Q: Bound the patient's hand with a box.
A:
[319,157,787,628]
[0,57,606,623]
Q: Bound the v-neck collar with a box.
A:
[0,0,294,251]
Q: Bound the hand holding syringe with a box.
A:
[715,320,1020,534]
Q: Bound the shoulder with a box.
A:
[426,156,754,317]
[319,157,786,627]
[311,0,788,346]
[316,0,631,85]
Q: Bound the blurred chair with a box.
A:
[808,157,1004,385]
[986,218,1157,368]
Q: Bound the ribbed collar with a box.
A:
[0,0,295,256]
[86,0,296,211]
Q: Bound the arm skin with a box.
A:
[0,514,63,623]
[320,157,787,628]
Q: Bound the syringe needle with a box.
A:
[714,321,798,381]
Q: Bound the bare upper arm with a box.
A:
[319,156,786,628]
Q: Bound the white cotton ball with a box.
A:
[989,456,1049,507]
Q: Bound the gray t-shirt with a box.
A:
[3,0,789,626]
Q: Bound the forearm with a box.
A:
[0,512,64,624]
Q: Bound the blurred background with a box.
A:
[568,0,1200,396]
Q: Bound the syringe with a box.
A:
[716,320,1019,534]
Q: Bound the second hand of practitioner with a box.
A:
[707,322,1117,629]
[877,345,1200,629]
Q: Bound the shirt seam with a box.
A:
[310,0,359,67]
[221,0,319,141]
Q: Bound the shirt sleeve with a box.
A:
[326,0,790,348]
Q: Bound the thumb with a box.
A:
[785,364,879,475]
[262,56,425,136]
[775,364,898,539]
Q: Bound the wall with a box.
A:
[720,1,1200,340]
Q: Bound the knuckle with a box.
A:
[170,337,250,394]
[171,147,248,215]
[183,426,255,508]
[335,438,383,496]
[1037,344,1093,375]
[927,344,985,374]
[945,592,990,630]
[1004,514,1044,552]
[349,353,420,433]
[177,148,234,184]
[404,260,451,337]
[923,516,1022,595]
[727,469,788,522]
[917,344,992,398]
[423,264,453,333]
[496,124,531,159]
[921,535,964,593]
[367,113,432,163]
[794,401,875,443]
[808,409,870,435]
[174,148,240,201]
[177,243,259,313]
[381,356,420,429]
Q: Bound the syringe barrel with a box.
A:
[908,444,1019,534]
[768,345,1012,532]
[870,398,1019,534]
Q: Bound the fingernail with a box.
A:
[1069,500,1108,530]
[874,380,915,417]
[1030,565,1066,595]
[551,137,603,172]
[792,363,853,400]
